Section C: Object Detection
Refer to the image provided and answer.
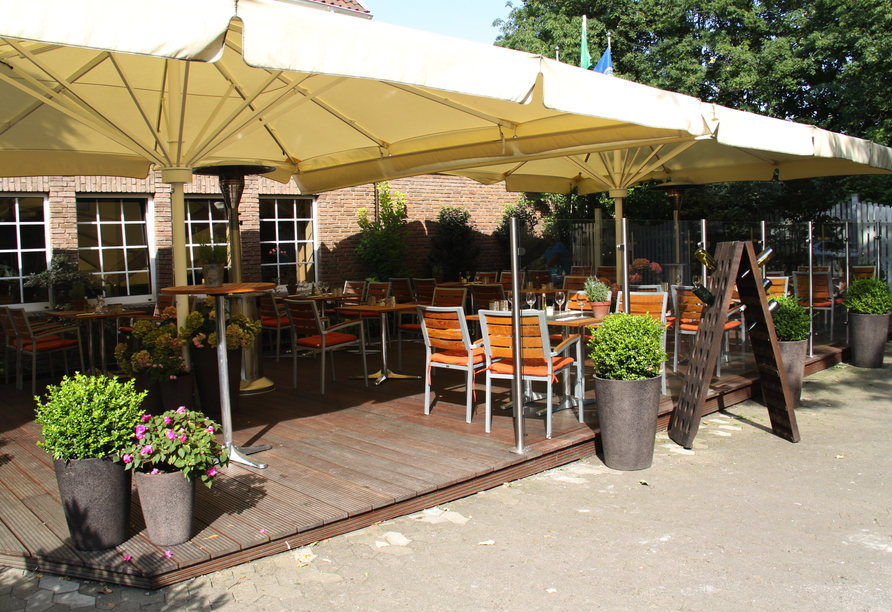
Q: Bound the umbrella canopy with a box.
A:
[0,0,711,191]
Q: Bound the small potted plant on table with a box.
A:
[843,277,892,368]
[34,373,146,550]
[589,313,667,470]
[195,243,227,287]
[584,277,612,318]
[771,295,811,408]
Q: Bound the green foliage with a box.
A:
[114,310,188,382]
[494,197,541,266]
[588,313,667,381]
[195,243,228,265]
[24,253,105,308]
[121,407,229,488]
[771,295,811,342]
[180,297,262,350]
[35,373,146,461]
[584,276,610,302]
[428,206,480,281]
[356,182,411,280]
[843,277,892,315]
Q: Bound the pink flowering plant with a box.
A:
[629,258,663,285]
[121,407,229,487]
[114,309,189,382]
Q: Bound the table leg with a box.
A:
[215,294,269,469]
[85,319,97,375]
[352,311,421,385]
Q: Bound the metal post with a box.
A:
[509,217,529,454]
[700,219,708,282]
[845,221,851,345]
[621,219,630,314]
[807,221,814,357]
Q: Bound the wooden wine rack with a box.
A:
[668,241,800,448]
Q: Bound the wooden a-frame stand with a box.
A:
[668,241,800,448]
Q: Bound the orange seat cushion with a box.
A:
[680,321,741,332]
[399,323,422,333]
[490,356,574,378]
[431,346,485,366]
[261,315,289,327]
[295,332,357,348]
[22,338,78,352]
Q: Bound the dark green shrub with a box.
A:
[844,277,892,315]
[771,295,811,341]
[428,206,479,281]
[356,182,411,280]
[588,313,667,380]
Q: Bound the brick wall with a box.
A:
[2,171,518,289]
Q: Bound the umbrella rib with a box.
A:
[389,83,519,130]
[628,140,698,183]
[1,41,164,164]
[108,54,172,163]
[565,158,614,190]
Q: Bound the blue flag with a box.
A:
[594,46,613,75]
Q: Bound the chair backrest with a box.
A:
[479,310,549,361]
[570,265,591,276]
[793,271,835,300]
[389,278,415,303]
[7,308,34,339]
[432,287,467,307]
[596,266,617,284]
[499,270,524,290]
[343,280,368,299]
[418,305,474,353]
[562,275,588,293]
[852,265,876,279]
[366,281,391,300]
[765,276,789,298]
[413,278,437,306]
[615,292,668,322]
[469,284,505,312]
[259,291,285,318]
[526,269,551,288]
[0,307,16,346]
[474,271,498,284]
[632,285,663,292]
[797,265,831,273]
[670,285,705,324]
[283,299,324,336]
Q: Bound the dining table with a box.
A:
[163,282,275,469]
[336,302,421,385]
[45,308,127,375]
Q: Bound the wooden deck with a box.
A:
[0,336,847,588]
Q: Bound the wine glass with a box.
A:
[554,291,566,313]
[525,291,536,310]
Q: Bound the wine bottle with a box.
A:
[693,247,717,273]
[763,277,773,291]
[755,247,775,267]
[692,282,715,306]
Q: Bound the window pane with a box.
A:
[259,221,276,242]
[0,252,17,274]
[76,199,96,222]
[0,198,15,223]
[20,225,45,250]
[80,250,100,272]
[278,221,295,241]
[276,200,294,218]
[124,224,147,246]
[128,271,151,295]
[98,201,120,222]
[103,273,126,297]
[296,199,312,219]
[99,223,123,247]
[127,248,148,270]
[121,199,144,221]
[259,199,275,218]
[102,248,125,271]
[78,224,99,248]
[190,223,212,243]
[190,201,211,220]
[19,198,44,222]
[0,279,21,304]
[0,226,17,249]
[211,225,228,243]
[22,252,47,276]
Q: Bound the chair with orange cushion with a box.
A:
[398,287,467,371]
[474,271,498,284]
[259,291,290,362]
[7,308,84,395]
[526,269,552,288]
[498,270,524,292]
[418,305,485,423]
[670,285,743,376]
[570,265,592,276]
[793,271,843,341]
[413,278,437,306]
[283,299,367,394]
[478,309,583,439]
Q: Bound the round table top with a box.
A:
[162,282,275,295]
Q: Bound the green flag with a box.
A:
[580,15,592,69]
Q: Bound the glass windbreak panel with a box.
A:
[259,196,316,283]
[77,197,151,298]
[0,196,49,305]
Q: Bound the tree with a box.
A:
[428,207,481,281]
[355,182,411,280]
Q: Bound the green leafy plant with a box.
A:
[121,407,229,487]
[843,277,892,315]
[195,243,228,265]
[428,206,480,281]
[493,197,539,267]
[114,308,189,382]
[584,277,611,303]
[180,296,262,349]
[34,373,147,461]
[24,253,105,308]
[771,295,811,341]
[355,182,411,280]
[588,313,667,381]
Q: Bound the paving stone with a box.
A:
[0,593,26,612]
[51,592,94,609]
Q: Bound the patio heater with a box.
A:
[194,165,276,395]
[656,180,696,285]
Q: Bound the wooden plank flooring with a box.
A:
[0,335,847,588]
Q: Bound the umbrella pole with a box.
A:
[610,189,628,290]
[162,168,193,337]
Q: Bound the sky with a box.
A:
[366,0,513,46]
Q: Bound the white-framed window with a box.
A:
[185,198,230,285]
[76,196,152,299]
[259,196,316,284]
[0,195,50,305]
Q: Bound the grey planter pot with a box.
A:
[778,339,808,409]
[202,263,224,288]
[593,374,662,471]
[849,312,890,368]
[53,457,132,551]
[135,470,195,546]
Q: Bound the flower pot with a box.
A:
[593,374,661,470]
[849,312,890,368]
[203,263,224,288]
[777,339,807,409]
[135,470,195,546]
[160,372,195,412]
[133,370,164,416]
[53,457,132,551]
[590,301,611,319]
[191,346,241,415]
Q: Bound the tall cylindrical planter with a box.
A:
[191,346,241,415]
[160,373,195,412]
[53,457,131,551]
[594,375,661,470]
[778,339,808,409]
[849,312,890,368]
[132,370,163,416]
[135,470,195,546]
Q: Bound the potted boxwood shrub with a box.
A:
[771,295,811,408]
[584,277,612,318]
[589,313,667,470]
[843,277,892,368]
[34,373,146,550]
